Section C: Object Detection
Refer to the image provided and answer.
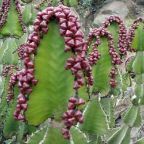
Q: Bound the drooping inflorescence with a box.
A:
[87,27,121,88]
[0,0,26,32]
[102,16,127,55]
[127,17,143,51]
[7,5,92,126]
[2,65,18,102]
[62,97,85,139]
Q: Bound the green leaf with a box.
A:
[16,33,28,46]
[3,87,19,138]
[0,78,9,125]
[0,38,19,65]
[79,99,108,135]
[22,4,36,25]
[0,0,24,37]
[136,137,144,144]
[0,76,4,97]
[124,105,141,127]
[70,127,87,144]
[131,24,144,51]
[134,84,144,105]
[44,126,68,144]
[92,38,113,95]
[100,97,115,128]
[25,20,74,125]
[132,52,144,75]
[69,0,78,6]
[107,23,120,53]
[27,127,48,144]
[108,125,131,144]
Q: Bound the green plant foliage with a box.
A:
[124,105,141,127]
[22,4,36,25]
[92,38,112,95]
[2,84,19,138]
[132,52,144,75]
[70,127,87,144]
[0,38,18,65]
[136,138,144,144]
[107,23,120,53]
[44,126,68,144]
[132,24,144,51]
[3,100,19,138]
[25,20,74,125]
[108,125,131,144]
[0,78,9,125]
[80,99,108,135]
[0,0,24,37]
[27,127,48,144]
[63,0,78,7]
[100,97,115,128]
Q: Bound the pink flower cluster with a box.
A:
[102,16,127,55]
[62,97,85,139]
[0,0,26,32]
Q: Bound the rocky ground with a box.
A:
[75,0,144,35]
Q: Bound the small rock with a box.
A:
[93,1,129,26]
[133,0,144,5]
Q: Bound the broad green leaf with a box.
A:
[135,74,144,84]
[100,97,115,128]
[136,138,144,144]
[0,38,19,65]
[22,4,36,25]
[0,78,9,126]
[92,38,113,95]
[125,56,135,73]
[124,105,141,127]
[27,127,48,144]
[0,0,24,37]
[132,52,144,75]
[70,127,87,144]
[3,87,19,138]
[108,125,131,144]
[63,0,69,5]
[44,126,68,144]
[135,84,144,105]
[79,99,108,135]
[0,76,4,97]
[105,128,120,141]
[131,24,144,51]
[25,20,74,125]
[16,33,28,46]
[69,0,78,6]
[107,23,120,53]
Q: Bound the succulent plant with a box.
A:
[0,1,144,144]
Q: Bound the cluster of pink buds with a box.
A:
[109,67,117,88]
[0,0,26,32]
[12,68,38,120]
[1,65,18,102]
[0,0,10,28]
[102,16,127,55]
[87,27,122,88]
[65,55,93,89]
[14,93,27,121]
[127,18,143,51]
[62,97,85,139]
[88,27,122,65]
[15,0,26,32]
